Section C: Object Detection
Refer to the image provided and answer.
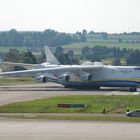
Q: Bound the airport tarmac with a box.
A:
[0,118,139,140]
[0,82,139,105]
[0,82,140,140]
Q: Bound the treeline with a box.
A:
[0,29,86,48]
[4,45,140,66]
[4,47,78,66]
[1,29,140,49]
[2,29,140,49]
[81,45,140,65]
[88,31,140,35]
[4,48,38,64]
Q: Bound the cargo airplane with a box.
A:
[0,47,140,91]
[0,46,140,91]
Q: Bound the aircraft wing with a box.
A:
[1,62,40,70]
[0,65,103,77]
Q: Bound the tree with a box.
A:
[81,46,89,59]
[37,51,46,63]
[118,38,123,42]
[55,47,66,64]
[67,50,78,64]
[113,58,121,65]
[82,29,87,35]
[80,34,86,42]
[22,51,37,64]
[8,29,22,46]
[126,49,140,65]
[88,31,95,35]
[4,48,21,62]
[101,32,108,39]
[0,29,79,48]
[23,35,33,47]
[55,46,64,57]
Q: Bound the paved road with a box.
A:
[0,83,139,105]
[0,118,139,140]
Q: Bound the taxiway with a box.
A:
[0,118,139,140]
[0,82,138,105]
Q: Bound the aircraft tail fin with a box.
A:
[44,46,60,65]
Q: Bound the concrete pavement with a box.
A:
[0,82,136,105]
[0,119,139,140]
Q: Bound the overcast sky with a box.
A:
[0,0,140,33]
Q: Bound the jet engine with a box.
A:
[58,74,70,82]
[80,74,93,81]
[36,75,48,83]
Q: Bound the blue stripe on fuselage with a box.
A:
[63,80,140,88]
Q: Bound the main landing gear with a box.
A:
[129,87,137,92]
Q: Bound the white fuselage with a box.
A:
[53,65,140,88]
[1,62,140,89]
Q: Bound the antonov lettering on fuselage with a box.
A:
[0,60,140,91]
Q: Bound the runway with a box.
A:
[0,118,139,140]
[0,82,138,105]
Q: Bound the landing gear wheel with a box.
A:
[128,113,132,117]
[129,87,137,92]
[93,86,100,90]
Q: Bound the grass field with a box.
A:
[0,95,139,113]
[0,77,35,85]
[63,42,140,55]
[63,34,140,54]
[0,46,27,53]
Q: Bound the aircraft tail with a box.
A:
[44,46,60,65]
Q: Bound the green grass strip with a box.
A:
[0,95,140,114]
